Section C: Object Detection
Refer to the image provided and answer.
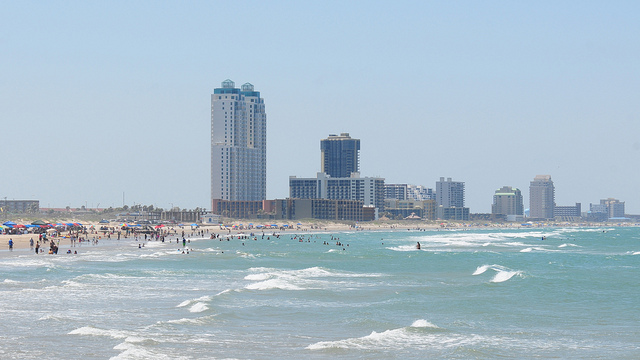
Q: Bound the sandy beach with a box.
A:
[0,221,373,252]
[2,218,630,254]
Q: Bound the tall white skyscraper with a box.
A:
[211,79,266,202]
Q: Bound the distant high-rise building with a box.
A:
[211,79,267,203]
[529,175,555,219]
[600,198,625,218]
[492,186,524,216]
[385,184,435,202]
[436,177,465,207]
[321,133,360,178]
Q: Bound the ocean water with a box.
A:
[0,227,639,359]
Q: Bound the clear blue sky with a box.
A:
[2,1,639,213]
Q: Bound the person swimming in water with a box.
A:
[416,242,421,250]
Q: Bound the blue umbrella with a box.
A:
[3,221,16,226]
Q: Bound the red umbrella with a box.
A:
[14,224,26,228]
[154,224,165,229]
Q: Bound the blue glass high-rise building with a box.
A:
[320,133,360,178]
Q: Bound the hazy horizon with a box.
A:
[2,1,639,213]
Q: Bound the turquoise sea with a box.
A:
[0,226,639,359]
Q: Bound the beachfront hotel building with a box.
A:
[211,80,266,204]
[436,177,465,208]
[321,133,360,178]
[529,175,555,219]
[491,186,524,217]
[385,184,435,201]
[435,177,469,220]
[274,198,364,221]
[289,172,385,214]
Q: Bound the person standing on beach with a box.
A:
[35,242,40,254]
[30,238,34,250]
[8,239,13,251]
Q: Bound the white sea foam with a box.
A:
[632,251,640,255]
[307,319,445,351]
[68,326,130,339]
[177,300,191,308]
[520,247,533,252]
[244,266,381,292]
[111,341,174,360]
[387,245,421,252]
[3,279,19,283]
[473,264,523,283]
[245,279,304,291]
[558,243,580,248]
[491,270,522,283]
[244,273,270,281]
[410,319,440,328]
[188,302,209,313]
[472,265,491,275]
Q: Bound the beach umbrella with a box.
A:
[31,220,47,225]
[66,223,74,227]
[191,223,198,227]
[3,221,16,226]
[14,224,26,228]
[154,224,165,229]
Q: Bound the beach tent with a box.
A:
[3,221,16,226]
[31,220,47,226]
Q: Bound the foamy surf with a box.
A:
[245,278,304,291]
[473,265,491,275]
[473,264,523,283]
[491,270,522,283]
[307,319,444,351]
[410,319,440,329]
[188,302,209,313]
[68,326,131,339]
[558,243,580,248]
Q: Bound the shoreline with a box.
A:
[1,219,633,255]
